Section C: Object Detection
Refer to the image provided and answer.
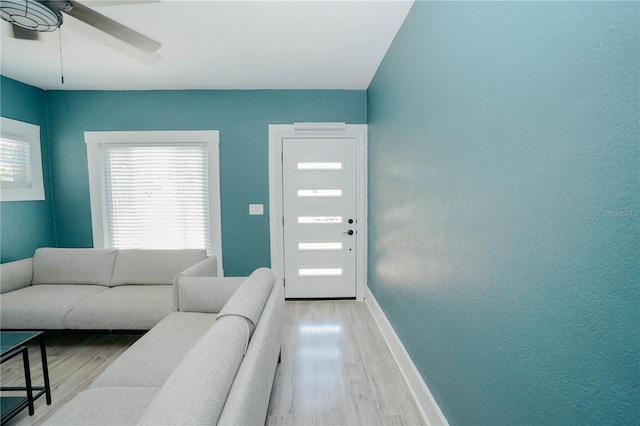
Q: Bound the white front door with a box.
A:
[269,123,367,300]
[282,137,357,298]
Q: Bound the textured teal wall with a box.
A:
[367,2,639,425]
[0,76,57,262]
[45,90,366,275]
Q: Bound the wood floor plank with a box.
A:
[2,301,425,425]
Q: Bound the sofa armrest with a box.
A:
[0,258,33,294]
[173,256,218,310]
[176,276,246,313]
[181,255,218,277]
[172,256,220,309]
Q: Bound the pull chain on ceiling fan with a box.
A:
[0,0,161,53]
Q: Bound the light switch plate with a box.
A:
[249,204,264,215]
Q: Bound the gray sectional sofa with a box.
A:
[0,247,216,330]
[44,267,284,425]
[0,248,284,425]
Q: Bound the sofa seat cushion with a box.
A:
[91,312,217,388]
[0,285,108,329]
[32,248,118,287]
[110,249,207,286]
[43,387,158,425]
[138,316,251,426]
[63,285,176,330]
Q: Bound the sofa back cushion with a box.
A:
[32,248,118,286]
[217,267,274,336]
[111,249,207,286]
[177,276,246,313]
[217,279,284,426]
[137,315,250,425]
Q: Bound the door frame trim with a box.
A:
[268,123,368,300]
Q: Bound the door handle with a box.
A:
[343,230,354,236]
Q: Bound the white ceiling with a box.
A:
[0,0,413,90]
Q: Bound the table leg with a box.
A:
[38,334,52,405]
[20,347,34,416]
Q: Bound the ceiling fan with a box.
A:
[0,0,161,53]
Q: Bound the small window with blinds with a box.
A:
[0,117,45,201]
[1,136,32,188]
[85,131,222,271]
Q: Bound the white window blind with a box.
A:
[101,143,211,252]
[0,136,32,187]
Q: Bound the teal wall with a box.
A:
[0,76,57,262]
[367,2,639,425]
[44,90,366,275]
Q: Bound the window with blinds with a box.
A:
[85,131,222,272]
[0,136,32,187]
[102,143,211,251]
[0,117,45,201]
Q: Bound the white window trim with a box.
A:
[85,130,223,275]
[0,117,45,201]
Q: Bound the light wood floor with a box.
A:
[1,332,143,425]
[267,301,425,426]
[2,301,424,426]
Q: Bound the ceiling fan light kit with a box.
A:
[0,0,64,32]
[1,0,161,53]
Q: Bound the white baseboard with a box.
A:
[365,289,448,426]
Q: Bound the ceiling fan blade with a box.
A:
[77,1,160,6]
[58,0,161,53]
[12,24,39,40]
